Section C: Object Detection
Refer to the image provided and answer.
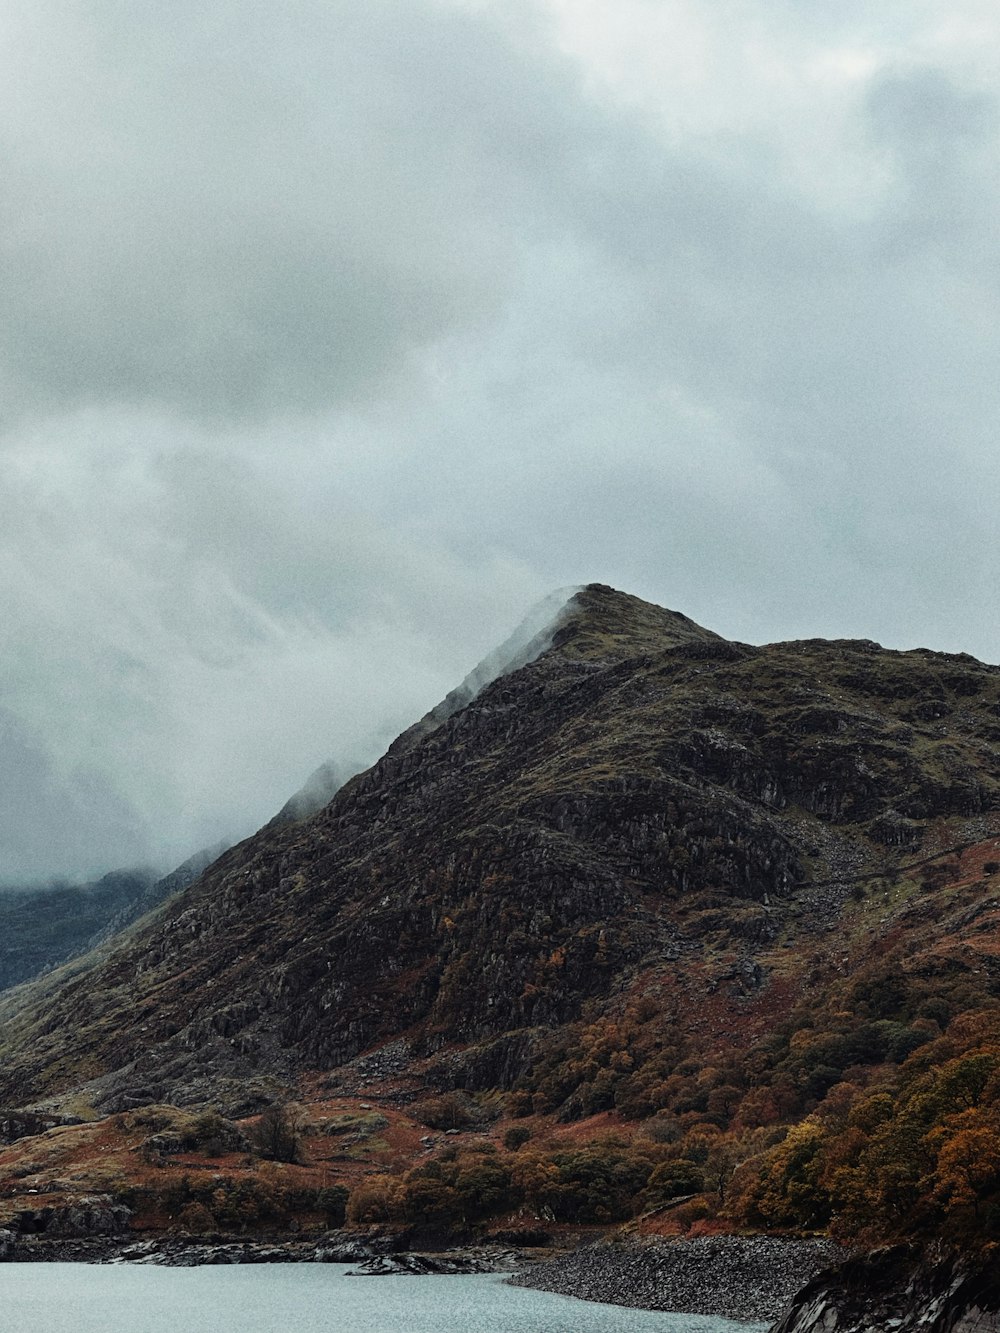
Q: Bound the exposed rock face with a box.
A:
[771,1248,1000,1333]
[0,584,998,1114]
[8,1196,132,1238]
[0,1109,81,1144]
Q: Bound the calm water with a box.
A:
[0,1265,769,1333]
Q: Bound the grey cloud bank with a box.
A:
[1,0,998,881]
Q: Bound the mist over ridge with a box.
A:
[0,579,579,886]
[2,0,998,883]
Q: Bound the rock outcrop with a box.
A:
[772,1248,1000,1333]
[6,1195,132,1239]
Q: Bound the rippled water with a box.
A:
[0,1265,769,1333]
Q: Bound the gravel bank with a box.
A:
[509,1235,848,1323]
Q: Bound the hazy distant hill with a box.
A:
[0,750,367,996]
[0,844,227,994]
[266,759,365,829]
[0,869,156,993]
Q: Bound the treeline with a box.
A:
[345,1007,1000,1245]
[729,1010,1000,1243]
[347,1137,681,1231]
[113,910,1000,1248]
[361,940,1000,1245]
[128,1172,349,1234]
[116,1003,1000,1246]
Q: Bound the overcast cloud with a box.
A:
[2,0,998,882]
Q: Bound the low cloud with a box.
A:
[0,433,546,881]
[1,0,998,880]
[0,0,580,423]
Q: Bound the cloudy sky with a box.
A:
[2,0,998,882]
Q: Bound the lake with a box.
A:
[0,1265,770,1333]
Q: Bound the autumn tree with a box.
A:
[249,1103,303,1164]
[929,1108,1000,1218]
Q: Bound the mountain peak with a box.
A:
[389,585,720,760]
[552,582,723,661]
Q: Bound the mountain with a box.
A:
[1,583,1000,1251]
[0,745,369,996]
[267,760,365,828]
[0,870,156,994]
[0,586,733,1106]
[0,843,229,996]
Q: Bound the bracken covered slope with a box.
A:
[1,583,999,1129]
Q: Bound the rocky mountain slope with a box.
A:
[2,584,998,1105]
[1,583,999,1258]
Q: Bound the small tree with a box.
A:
[504,1125,532,1151]
[412,1093,475,1131]
[249,1103,303,1164]
[317,1184,350,1227]
[177,1201,216,1234]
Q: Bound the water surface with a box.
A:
[0,1265,769,1333]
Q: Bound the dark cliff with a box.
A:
[772,1247,1000,1332]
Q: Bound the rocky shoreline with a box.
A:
[771,1245,1000,1332]
[6,1227,996,1331]
[0,1228,526,1272]
[508,1235,848,1324]
[0,1225,844,1322]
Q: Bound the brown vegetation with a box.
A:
[1,586,1000,1251]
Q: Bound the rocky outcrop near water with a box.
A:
[0,1194,132,1261]
[0,1231,527,1270]
[509,1235,847,1322]
[771,1247,1000,1333]
[346,1249,517,1276]
[7,1195,132,1238]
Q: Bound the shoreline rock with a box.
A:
[0,1231,530,1272]
[508,1235,847,1323]
[771,1245,1000,1332]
